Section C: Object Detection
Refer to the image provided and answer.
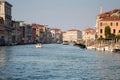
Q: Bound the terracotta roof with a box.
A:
[25,24,31,26]
[51,28,60,30]
[98,9,120,21]
[31,24,47,28]
[83,28,96,34]
[62,32,66,33]
[68,29,81,32]
[83,28,95,31]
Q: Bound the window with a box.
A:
[119,30,120,33]
[0,21,1,24]
[100,22,102,26]
[116,22,118,26]
[100,29,102,33]
[113,29,116,34]
[1,36,4,39]
[110,22,113,26]
[100,35,102,38]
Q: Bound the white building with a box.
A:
[50,29,56,43]
[50,28,62,43]
[63,29,82,42]
[82,28,96,41]
[0,0,12,45]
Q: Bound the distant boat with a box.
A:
[73,42,86,49]
[35,43,42,48]
[63,41,69,45]
[87,45,95,50]
[57,41,61,44]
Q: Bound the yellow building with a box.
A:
[96,9,120,38]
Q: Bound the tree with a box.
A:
[110,33,116,40]
[115,35,120,41]
[105,26,111,39]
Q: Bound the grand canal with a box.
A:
[0,44,120,80]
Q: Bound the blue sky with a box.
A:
[7,0,120,31]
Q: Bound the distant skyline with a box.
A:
[7,0,120,31]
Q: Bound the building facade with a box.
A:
[11,21,21,44]
[96,9,120,38]
[0,0,12,45]
[0,17,5,45]
[82,28,96,41]
[20,24,32,44]
[50,28,62,43]
[24,24,32,43]
[50,29,56,43]
[63,29,82,42]
[31,24,53,44]
[32,24,46,43]
[82,28,96,46]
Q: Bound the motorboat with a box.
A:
[35,43,42,48]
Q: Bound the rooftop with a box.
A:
[83,28,96,34]
[68,29,81,32]
[98,9,120,21]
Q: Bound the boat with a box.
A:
[87,46,95,50]
[57,41,61,44]
[113,48,120,53]
[35,43,42,48]
[112,45,120,53]
[73,42,86,49]
[63,41,69,45]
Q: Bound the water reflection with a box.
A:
[0,44,120,80]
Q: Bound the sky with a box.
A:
[6,0,120,31]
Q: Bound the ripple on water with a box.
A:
[0,44,120,80]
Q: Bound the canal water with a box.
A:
[0,44,120,80]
